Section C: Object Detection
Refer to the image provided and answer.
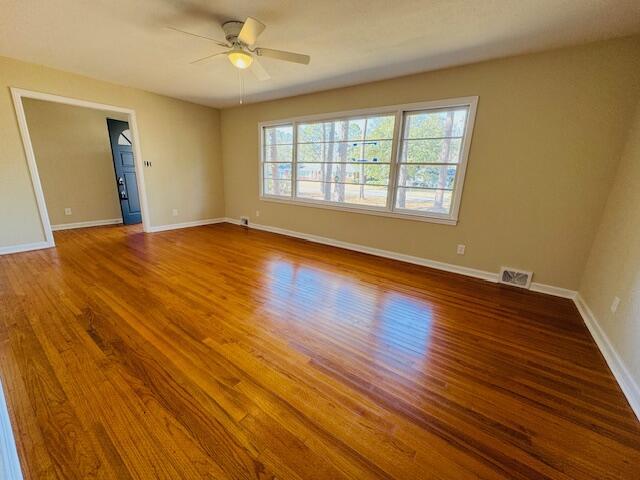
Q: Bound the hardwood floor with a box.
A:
[0,223,639,479]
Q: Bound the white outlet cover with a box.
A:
[172,209,178,216]
[457,244,466,255]
[64,208,72,215]
[255,210,260,217]
[610,296,621,313]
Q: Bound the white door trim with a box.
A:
[9,87,152,249]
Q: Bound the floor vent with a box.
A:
[499,267,533,289]
[240,217,249,227]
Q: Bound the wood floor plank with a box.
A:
[1,295,106,479]
[0,335,58,480]
[0,222,639,479]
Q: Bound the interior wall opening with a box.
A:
[11,88,151,247]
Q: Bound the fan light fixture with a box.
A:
[170,16,311,91]
[227,49,253,69]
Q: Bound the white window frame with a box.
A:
[258,96,478,225]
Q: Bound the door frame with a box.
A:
[10,87,151,248]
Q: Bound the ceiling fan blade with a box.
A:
[250,58,271,81]
[255,48,310,65]
[238,17,265,46]
[166,26,229,48]
[190,51,227,64]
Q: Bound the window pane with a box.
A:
[264,125,293,145]
[347,119,366,141]
[298,119,356,142]
[365,115,395,140]
[404,108,468,139]
[297,122,325,143]
[264,163,292,181]
[298,115,396,143]
[395,188,452,214]
[297,142,357,163]
[400,138,462,163]
[297,142,323,162]
[297,163,389,185]
[296,180,328,200]
[264,144,293,163]
[297,181,388,207]
[397,165,456,189]
[363,140,392,163]
[118,129,132,145]
[264,179,292,196]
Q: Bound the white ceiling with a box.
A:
[1,0,639,108]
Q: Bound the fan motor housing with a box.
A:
[222,21,244,44]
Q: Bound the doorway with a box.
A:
[11,88,150,247]
[107,119,142,225]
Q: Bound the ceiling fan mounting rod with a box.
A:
[221,20,245,45]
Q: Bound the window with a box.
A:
[395,107,469,216]
[118,129,132,145]
[296,114,394,208]
[262,124,293,197]
[259,97,477,224]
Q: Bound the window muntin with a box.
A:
[259,98,476,223]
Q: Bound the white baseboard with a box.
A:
[0,241,52,256]
[530,283,577,299]
[148,218,226,233]
[0,380,23,479]
[574,294,640,421]
[222,218,576,296]
[51,218,122,231]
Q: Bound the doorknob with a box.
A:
[120,190,128,200]
[118,177,124,185]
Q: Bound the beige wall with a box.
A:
[579,100,640,391]
[22,99,125,226]
[221,36,640,290]
[0,55,224,247]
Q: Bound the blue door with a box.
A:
[107,119,142,225]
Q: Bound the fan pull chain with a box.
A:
[238,69,245,105]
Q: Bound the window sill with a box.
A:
[259,195,458,225]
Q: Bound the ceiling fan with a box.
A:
[167,17,310,81]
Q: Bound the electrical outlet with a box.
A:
[255,210,260,217]
[172,209,178,217]
[610,296,621,313]
[64,208,72,216]
[456,244,466,255]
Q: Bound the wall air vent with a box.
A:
[499,267,533,289]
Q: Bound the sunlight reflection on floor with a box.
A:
[261,258,434,363]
